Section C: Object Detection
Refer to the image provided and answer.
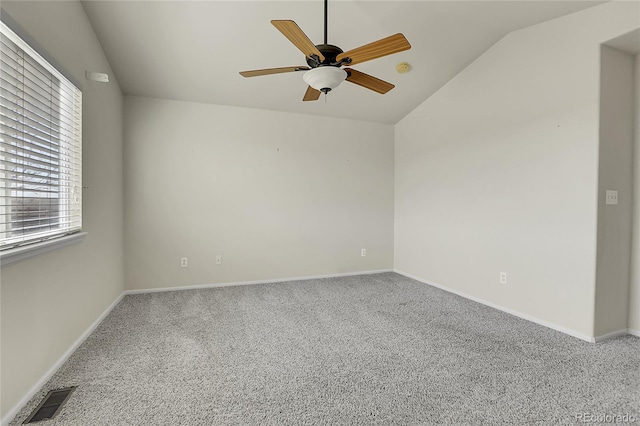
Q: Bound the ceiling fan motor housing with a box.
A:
[306,44,347,68]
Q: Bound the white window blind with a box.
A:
[0,22,82,251]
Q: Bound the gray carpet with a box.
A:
[10,272,640,425]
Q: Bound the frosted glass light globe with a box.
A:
[303,67,347,93]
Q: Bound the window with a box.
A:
[0,22,82,252]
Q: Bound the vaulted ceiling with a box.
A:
[82,1,605,124]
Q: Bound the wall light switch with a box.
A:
[605,190,618,205]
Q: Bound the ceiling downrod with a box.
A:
[324,0,328,45]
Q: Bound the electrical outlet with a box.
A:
[605,190,618,205]
[500,272,507,284]
[181,257,188,268]
[361,248,366,257]
[216,255,222,265]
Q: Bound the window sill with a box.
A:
[0,232,87,267]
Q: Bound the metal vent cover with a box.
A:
[23,387,75,424]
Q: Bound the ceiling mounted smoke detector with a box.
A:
[396,62,411,74]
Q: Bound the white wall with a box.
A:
[0,1,124,421]
[394,1,639,340]
[124,97,394,291]
[630,55,640,335]
[594,46,634,336]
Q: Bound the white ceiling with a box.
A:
[605,28,640,55]
[82,1,605,124]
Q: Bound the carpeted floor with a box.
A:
[9,272,640,425]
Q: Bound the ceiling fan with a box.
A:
[239,0,411,101]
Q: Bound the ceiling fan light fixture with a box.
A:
[303,66,347,93]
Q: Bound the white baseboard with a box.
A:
[394,269,597,343]
[1,292,125,426]
[628,328,640,338]
[593,329,630,343]
[124,269,394,295]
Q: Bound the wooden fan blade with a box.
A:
[240,66,310,77]
[337,33,411,66]
[303,86,321,101]
[271,20,325,61]
[345,68,395,94]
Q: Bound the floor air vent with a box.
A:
[23,387,75,424]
